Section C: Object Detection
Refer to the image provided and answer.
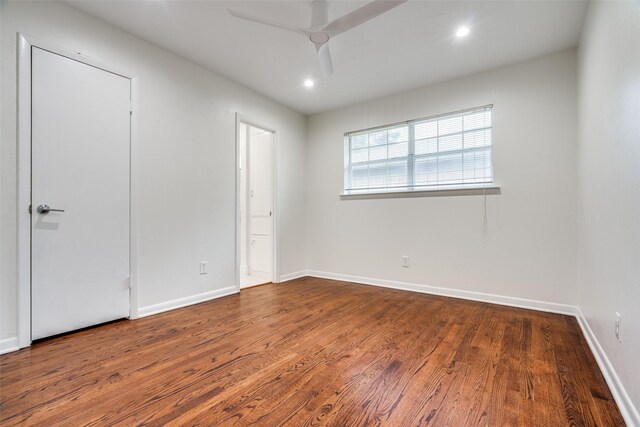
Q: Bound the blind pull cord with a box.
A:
[483,185,488,233]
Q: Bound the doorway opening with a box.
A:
[238,121,275,289]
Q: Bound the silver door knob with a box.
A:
[37,204,65,214]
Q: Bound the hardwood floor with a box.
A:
[0,278,624,426]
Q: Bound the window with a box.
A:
[344,106,493,194]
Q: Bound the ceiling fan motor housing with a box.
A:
[310,32,330,46]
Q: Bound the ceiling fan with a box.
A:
[228,0,407,78]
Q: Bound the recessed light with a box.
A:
[455,26,470,38]
[304,79,315,88]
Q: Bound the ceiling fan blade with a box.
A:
[310,0,329,27]
[228,9,309,37]
[317,44,334,78]
[322,0,407,36]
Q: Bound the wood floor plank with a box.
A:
[0,278,625,426]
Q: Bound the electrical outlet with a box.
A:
[200,261,208,275]
[402,256,410,268]
[615,312,622,342]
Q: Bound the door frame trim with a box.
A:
[16,34,140,348]
[235,114,279,291]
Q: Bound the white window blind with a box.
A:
[344,106,493,194]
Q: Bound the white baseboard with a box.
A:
[279,270,308,282]
[576,308,640,427]
[306,270,578,316]
[138,286,238,318]
[0,337,19,355]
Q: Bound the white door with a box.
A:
[31,47,131,340]
[248,131,273,279]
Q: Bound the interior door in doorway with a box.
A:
[248,129,274,281]
[31,47,131,340]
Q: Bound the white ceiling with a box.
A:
[66,0,588,115]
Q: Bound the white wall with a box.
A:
[577,0,640,419]
[0,1,307,342]
[306,49,578,305]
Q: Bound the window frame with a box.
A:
[343,105,495,196]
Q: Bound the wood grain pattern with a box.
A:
[0,277,624,426]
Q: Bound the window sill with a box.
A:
[340,185,501,200]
